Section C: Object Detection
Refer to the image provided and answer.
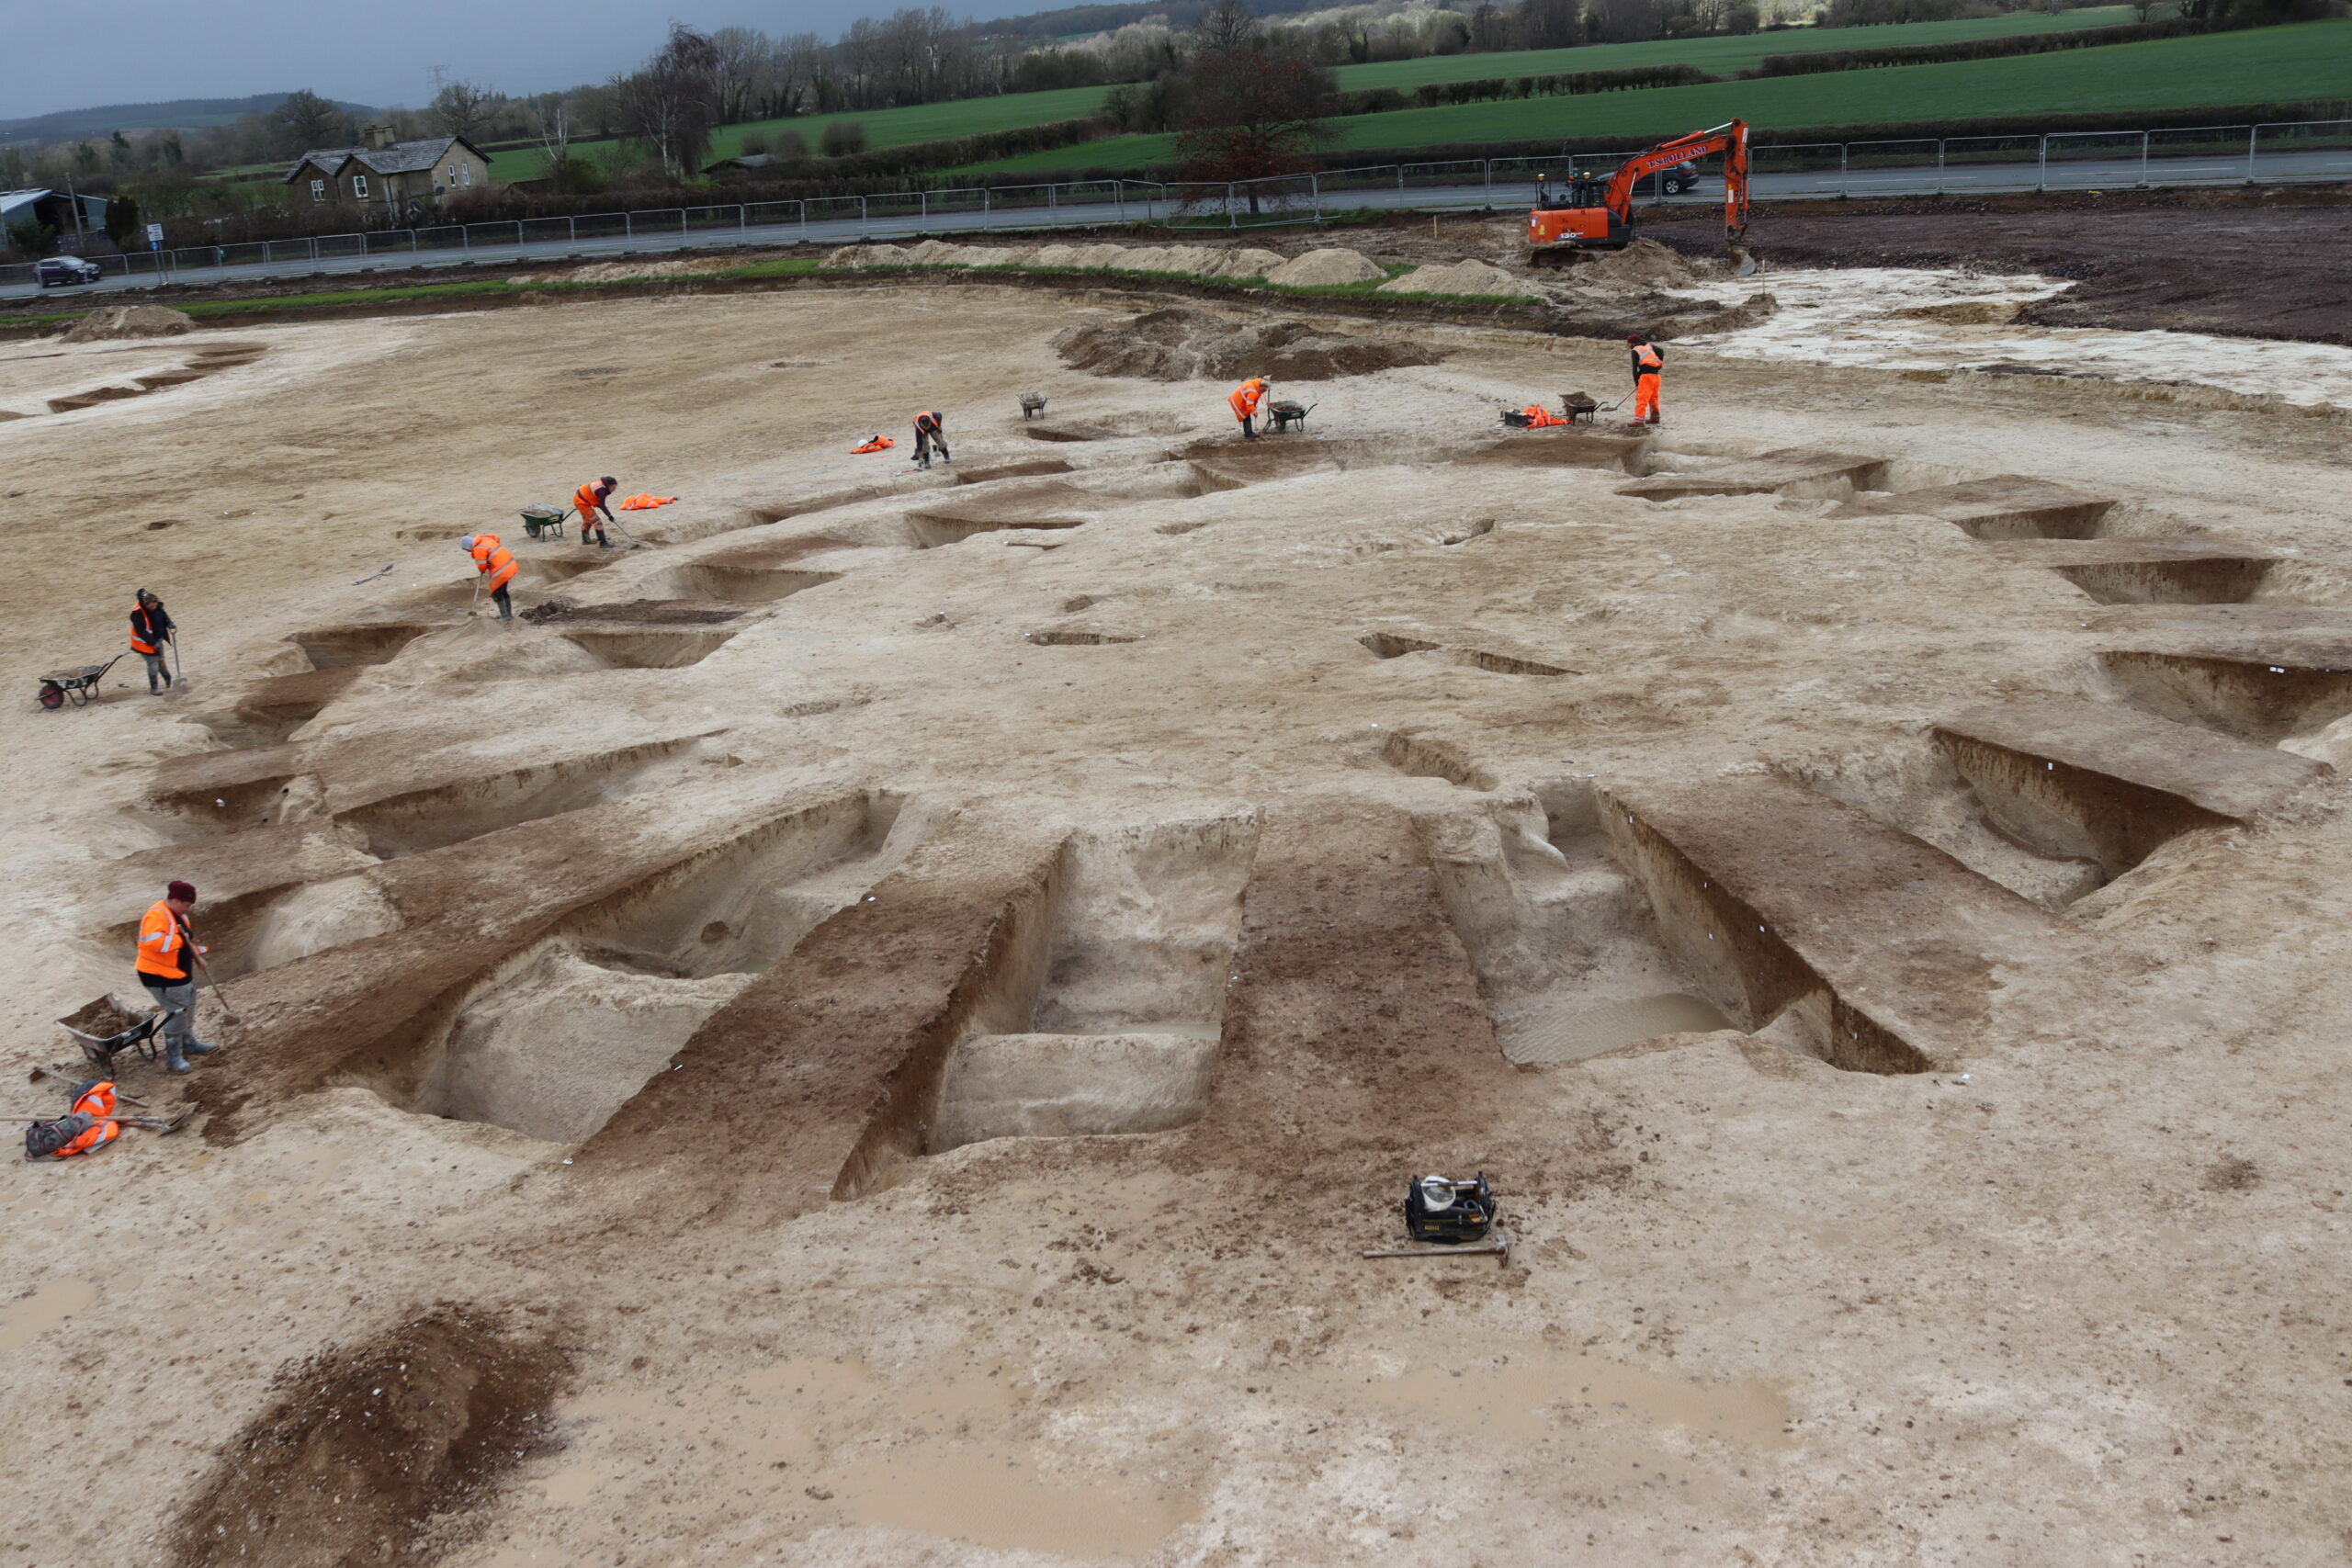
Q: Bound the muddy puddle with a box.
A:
[1679,267,2352,409]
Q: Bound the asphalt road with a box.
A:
[7,144,2346,306]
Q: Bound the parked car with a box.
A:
[35,256,103,288]
[1635,162,1705,197]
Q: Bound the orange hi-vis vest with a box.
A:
[574,481,609,520]
[1634,344,1664,377]
[136,900,194,980]
[1228,380,1265,422]
[469,534,518,592]
[130,602,167,655]
[915,411,942,434]
[44,1082,123,1159]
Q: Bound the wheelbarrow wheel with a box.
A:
[38,682,64,711]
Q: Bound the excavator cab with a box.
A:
[1529,173,1629,251]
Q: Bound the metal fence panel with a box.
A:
[2256,118,2352,181]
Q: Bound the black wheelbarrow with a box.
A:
[58,994,165,1074]
[37,654,125,711]
[1019,392,1047,419]
[1268,399,1316,434]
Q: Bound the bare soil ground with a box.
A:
[1,271,2349,1568]
[1642,191,2352,344]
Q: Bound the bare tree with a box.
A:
[1196,0,1262,57]
[708,27,770,125]
[617,25,721,180]
[430,79,500,140]
[267,90,354,157]
[1515,0,1584,47]
[1176,43,1333,192]
[771,32,825,116]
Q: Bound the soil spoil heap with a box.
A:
[1053,306,1442,379]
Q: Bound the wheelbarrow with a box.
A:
[518,505,571,542]
[1268,399,1316,434]
[1019,392,1047,419]
[57,994,165,1074]
[37,654,125,711]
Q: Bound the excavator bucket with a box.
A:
[1731,247,1759,279]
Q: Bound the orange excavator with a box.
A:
[1528,119,1754,276]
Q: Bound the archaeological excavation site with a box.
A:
[2,212,2349,1566]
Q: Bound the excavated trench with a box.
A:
[2098,651,2352,743]
[1934,731,2232,880]
[350,792,944,1142]
[100,873,401,984]
[906,816,1260,1156]
[638,563,842,604]
[289,622,440,670]
[1379,730,1498,791]
[2054,558,2272,605]
[188,666,364,746]
[333,735,721,860]
[1419,786,1729,1066]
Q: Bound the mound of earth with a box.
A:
[823,240,1283,280]
[1566,238,1712,288]
[172,1305,569,1568]
[61,305,193,343]
[1053,307,1442,381]
[1265,249,1386,287]
[1376,259,1544,299]
[522,258,737,285]
[1655,291,1781,337]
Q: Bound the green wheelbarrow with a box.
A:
[518,505,571,541]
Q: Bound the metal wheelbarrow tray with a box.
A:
[58,994,165,1073]
[37,654,126,710]
[519,505,571,541]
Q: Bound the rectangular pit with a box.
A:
[1980,537,2276,604]
[333,734,721,860]
[1833,476,2117,539]
[1933,694,2324,878]
[1618,448,1889,502]
[1457,428,1651,472]
[2094,604,2352,742]
[1595,774,2054,1072]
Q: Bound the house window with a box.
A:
[460,163,472,187]
[353,175,368,198]
[446,164,456,186]
[309,178,325,202]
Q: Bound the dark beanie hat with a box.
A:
[166,880,197,902]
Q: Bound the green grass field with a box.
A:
[1329,5,2139,91]
[954,18,2352,175]
[482,5,2160,184]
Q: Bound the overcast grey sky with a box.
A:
[13,0,1046,120]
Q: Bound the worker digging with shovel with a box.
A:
[1628,333,1664,426]
[461,533,519,624]
[1228,377,1269,440]
[574,476,619,548]
[135,881,223,1076]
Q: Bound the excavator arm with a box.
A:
[1601,119,1750,244]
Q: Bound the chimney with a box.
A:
[363,123,393,152]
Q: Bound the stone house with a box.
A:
[282,126,492,220]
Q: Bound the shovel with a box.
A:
[353,562,394,586]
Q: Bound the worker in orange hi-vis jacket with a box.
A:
[573,476,618,547]
[1628,333,1665,426]
[1227,378,1269,440]
[461,533,519,623]
[136,879,220,1075]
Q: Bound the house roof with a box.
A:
[281,135,488,184]
[1,188,108,223]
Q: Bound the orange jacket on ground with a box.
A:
[852,435,895,453]
[1227,380,1265,422]
[618,494,676,511]
[1520,405,1566,428]
[136,900,194,980]
[469,534,518,592]
[574,481,613,521]
[130,602,170,655]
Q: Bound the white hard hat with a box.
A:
[459,536,477,549]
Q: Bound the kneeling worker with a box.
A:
[1628,333,1664,426]
[913,410,950,470]
[462,533,519,622]
[1228,377,1269,440]
[574,476,618,547]
[136,880,220,1075]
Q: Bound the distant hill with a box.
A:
[975,0,1325,40]
[0,94,379,146]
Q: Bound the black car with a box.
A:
[35,256,103,288]
[1636,162,1705,197]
